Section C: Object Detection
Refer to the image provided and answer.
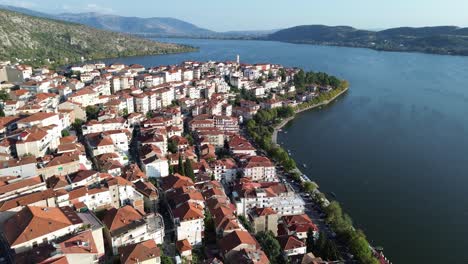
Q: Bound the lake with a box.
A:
[103,38,468,264]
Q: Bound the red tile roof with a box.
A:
[101,205,144,233]
[3,206,82,246]
[119,239,161,264]
[176,239,192,253]
[171,202,204,222]
[59,230,98,254]
[278,235,305,251]
[218,230,257,254]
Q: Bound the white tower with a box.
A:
[236,54,240,64]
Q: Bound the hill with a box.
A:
[267,25,468,56]
[0,5,276,39]
[0,8,195,66]
[55,12,216,37]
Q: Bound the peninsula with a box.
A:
[0,58,385,264]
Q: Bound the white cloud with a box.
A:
[56,2,115,14]
[84,3,115,14]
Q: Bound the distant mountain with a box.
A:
[267,25,468,56]
[0,4,55,19]
[0,5,274,38]
[0,8,194,66]
[55,12,216,37]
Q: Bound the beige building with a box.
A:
[249,207,279,236]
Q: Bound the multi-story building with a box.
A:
[242,156,277,182]
[101,205,165,255]
[232,180,305,217]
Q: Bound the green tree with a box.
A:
[169,164,175,175]
[122,108,128,116]
[177,155,185,176]
[303,181,318,193]
[184,133,194,145]
[255,231,281,263]
[85,105,99,121]
[146,111,154,119]
[278,68,287,81]
[268,70,274,80]
[161,255,174,264]
[0,108,5,117]
[0,90,10,101]
[276,106,295,118]
[184,158,195,180]
[238,215,254,233]
[167,139,178,154]
[204,210,216,244]
[61,129,70,137]
[72,119,84,134]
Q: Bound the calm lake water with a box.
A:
[104,38,468,264]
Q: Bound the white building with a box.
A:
[171,202,204,246]
[242,156,277,182]
[101,206,165,255]
[233,182,305,217]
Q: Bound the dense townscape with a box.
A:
[0,57,387,264]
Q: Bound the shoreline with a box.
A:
[272,86,349,145]
[269,85,391,263]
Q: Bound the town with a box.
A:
[0,57,379,264]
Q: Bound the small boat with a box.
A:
[284,131,288,134]
[329,192,337,198]
[302,164,307,168]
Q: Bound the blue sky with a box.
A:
[1,0,468,31]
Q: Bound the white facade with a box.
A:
[176,218,204,246]
[145,159,169,178]
[234,190,305,217]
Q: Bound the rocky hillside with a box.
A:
[0,8,195,65]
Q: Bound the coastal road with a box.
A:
[285,178,354,264]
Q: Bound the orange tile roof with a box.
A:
[171,202,204,221]
[218,230,257,254]
[101,205,145,233]
[0,176,43,196]
[176,239,192,253]
[278,235,305,251]
[18,112,57,124]
[119,239,161,264]
[59,230,98,254]
[3,206,82,246]
[244,156,274,169]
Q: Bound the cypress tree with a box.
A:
[178,155,185,175]
[184,158,195,180]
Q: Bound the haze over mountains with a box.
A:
[2,4,468,56]
[0,5,274,38]
[267,25,468,55]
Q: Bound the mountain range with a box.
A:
[0,5,274,38]
[267,25,468,55]
[2,5,468,56]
